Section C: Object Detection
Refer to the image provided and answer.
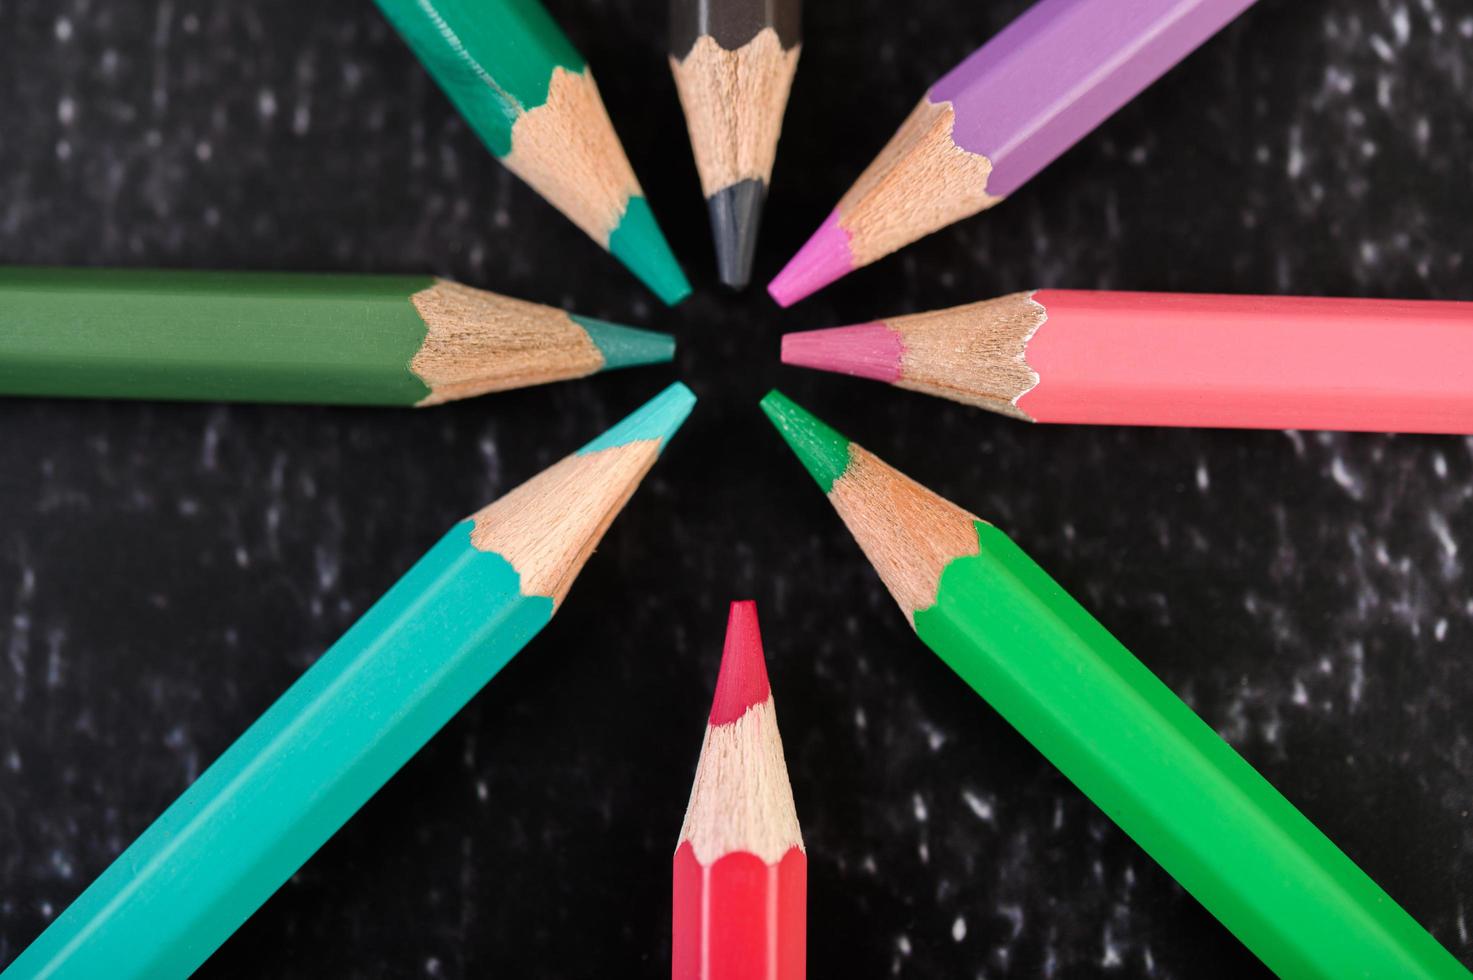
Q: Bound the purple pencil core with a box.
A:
[781,324,903,383]
[768,211,853,307]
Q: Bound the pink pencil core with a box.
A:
[781,323,904,383]
[767,211,854,307]
[708,600,772,727]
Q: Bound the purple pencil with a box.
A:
[768,0,1259,306]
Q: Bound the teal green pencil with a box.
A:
[760,389,1470,980]
[372,0,691,304]
[0,267,675,406]
[1,382,696,980]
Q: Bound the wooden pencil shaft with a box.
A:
[3,524,552,980]
[767,0,1257,304]
[785,289,1473,433]
[3,384,696,980]
[916,522,1468,979]
[670,0,800,56]
[756,391,1469,979]
[372,0,691,304]
[0,268,673,406]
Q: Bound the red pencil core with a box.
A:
[709,601,772,726]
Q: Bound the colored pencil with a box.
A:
[766,0,1258,306]
[0,267,675,407]
[670,0,801,289]
[673,600,805,980]
[781,289,1473,433]
[758,389,1470,980]
[2,383,696,980]
[372,0,691,305]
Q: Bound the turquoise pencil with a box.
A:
[1,382,697,980]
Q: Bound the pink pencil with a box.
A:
[781,289,1473,433]
[767,0,1258,306]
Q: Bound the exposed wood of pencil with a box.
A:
[669,0,801,288]
[2,383,697,980]
[673,600,805,980]
[767,0,1257,305]
[758,389,1470,980]
[0,268,674,407]
[781,289,1473,433]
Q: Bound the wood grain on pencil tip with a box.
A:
[0,383,696,980]
[670,0,801,289]
[767,0,1258,305]
[0,267,675,407]
[673,600,806,980]
[758,389,1470,980]
[373,0,690,303]
[782,289,1473,433]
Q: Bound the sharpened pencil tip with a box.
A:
[781,323,904,383]
[609,196,693,306]
[579,382,696,456]
[709,600,771,726]
[571,315,676,370]
[767,211,853,307]
[708,179,766,290]
[759,390,851,493]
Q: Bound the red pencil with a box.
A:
[673,601,806,980]
[781,289,1473,433]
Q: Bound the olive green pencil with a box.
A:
[0,267,674,406]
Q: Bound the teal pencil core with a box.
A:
[0,524,553,980]
[571,314,676,370]
[579,382,696,456]
[608,197,692,306]
[758,390,852,493]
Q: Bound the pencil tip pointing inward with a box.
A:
[608,197,692,306]
[767,210,853,307]
[578,382,696,456]
[570,315,676,370]
[708,179,767,290]
[781,323,904,382]
[758,390,851,493]
[708,600,771,726]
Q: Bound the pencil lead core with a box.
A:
[579,382,696,455]
[709,601,771,726]
[709,179,766,290]
[759,390,851,493]
[570,315,676,370]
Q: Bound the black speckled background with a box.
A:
[2,0,1471,976]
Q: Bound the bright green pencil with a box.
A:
[759,390,1469,980]
[0,267,674,406]
[372,0,690,304]
[1,383,696,980]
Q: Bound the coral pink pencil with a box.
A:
[782,289,1473,434]
[673,601,806,980]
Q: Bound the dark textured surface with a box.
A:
[2,0,1472,976]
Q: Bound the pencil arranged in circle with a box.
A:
[674,600,805,980]
[670,0,801,289]
[372,0,690,304]
[2,383,696,980]
[758,390,1469,980]
[0,267,674,406]
[781,289,1473,433]
[767,0,1258,305]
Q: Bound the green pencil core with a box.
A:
[609,197,691,306]
[759,390,851,493]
